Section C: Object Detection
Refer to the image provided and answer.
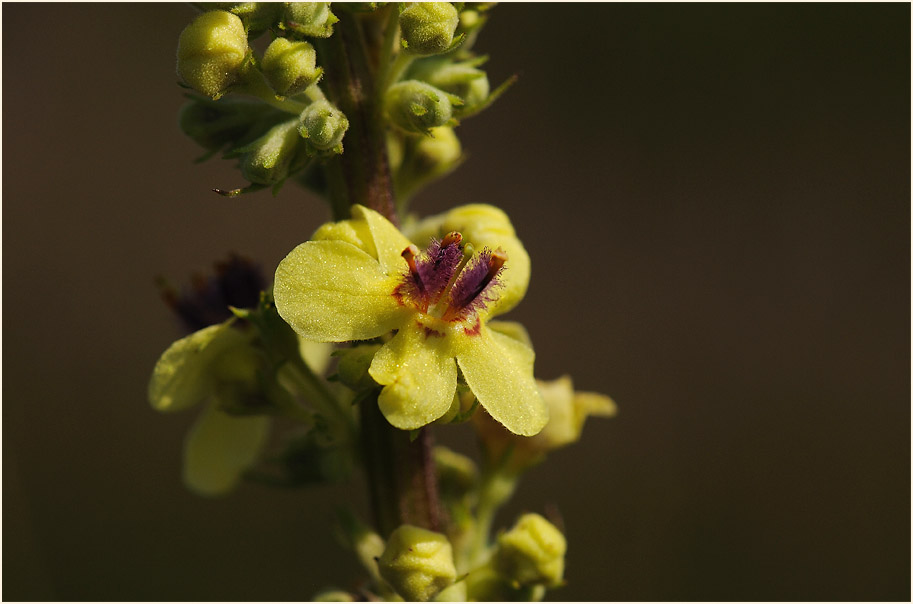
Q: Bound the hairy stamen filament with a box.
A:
[441,249,508,322]
[401,244,425,299]
[429,242,474,319]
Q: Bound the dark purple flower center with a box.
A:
[394,231,506,324]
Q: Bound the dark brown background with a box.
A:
[3,3,909,601]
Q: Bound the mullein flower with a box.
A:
[474,374,618,468]
[148,321,270,496]
[273,204,547,435]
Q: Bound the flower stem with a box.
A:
[359,396,443,536]
[318,10,443,537]
[316,11,397,224]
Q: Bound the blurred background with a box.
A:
[3,3,909,601]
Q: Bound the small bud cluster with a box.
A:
[175,3,506,205]
[176,4,346,194]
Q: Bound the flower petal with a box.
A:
[274,239,408,342]
[312,217,375,255]
[148,322,246,413]
[487,320,533,348]
[369,321,458,430]
[407,204,530,317]
[455,326,546,436]
[352,205,413,275]
[183,403,270,496]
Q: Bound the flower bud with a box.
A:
[395,126,462,198]
[239,120,301,185]
[493,514,566,588]
[422,63,490,117]
[283,2,339,38]
[261,37,323,97]
[209,3,282,34]
[378,525,457,601]
[399,2,460,56]
[177,11,250,99]
[409,126,462,171]
[298,99,349,153]
[384,80,455,134]
[434,445,477,497]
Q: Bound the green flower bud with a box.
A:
[239,120,301,184]
[423,63,489,117]
[204,3,282,35]
[434,445,477,497]
[399,2,459,56]
[378,525,457,602]
[493,514,566,588]
[261,37,323,97]
[409,126,462,172]
[283,2,339,38]
[385,80,456,134]
[395,126,462,199]
[297,99,350,153]
[177,11,250,99]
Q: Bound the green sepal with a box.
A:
[460,73,517,119]
[448,395,479,424]
[212,183,267,197]
[178,93,290,158]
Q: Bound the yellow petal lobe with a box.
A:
[456,326,546,436]
[369,321,458,430]
[148,322,246,412]
[274,239,408,342]
[182,403,270,496]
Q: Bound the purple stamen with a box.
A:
[417,234,464,300]
[444,248,507,321]
[395,232,464,312]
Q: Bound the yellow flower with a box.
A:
[273,204,547,436]
[474,374,617,467]
[148,321,270,496]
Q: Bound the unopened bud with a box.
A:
[209,3,282,33]
[399,2,459,56]
[378,525,457,602]
[395,126,461,198]
[422,63,490,117]
[177,11,250,99]
[261,37,322,97]
[385,80,455,134]
[239,120,301,185]
[298,99,349,153]
[493,513,566,588]
[283,2,339,38]
[410,126,461,171]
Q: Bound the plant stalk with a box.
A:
[318,10,443,537]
